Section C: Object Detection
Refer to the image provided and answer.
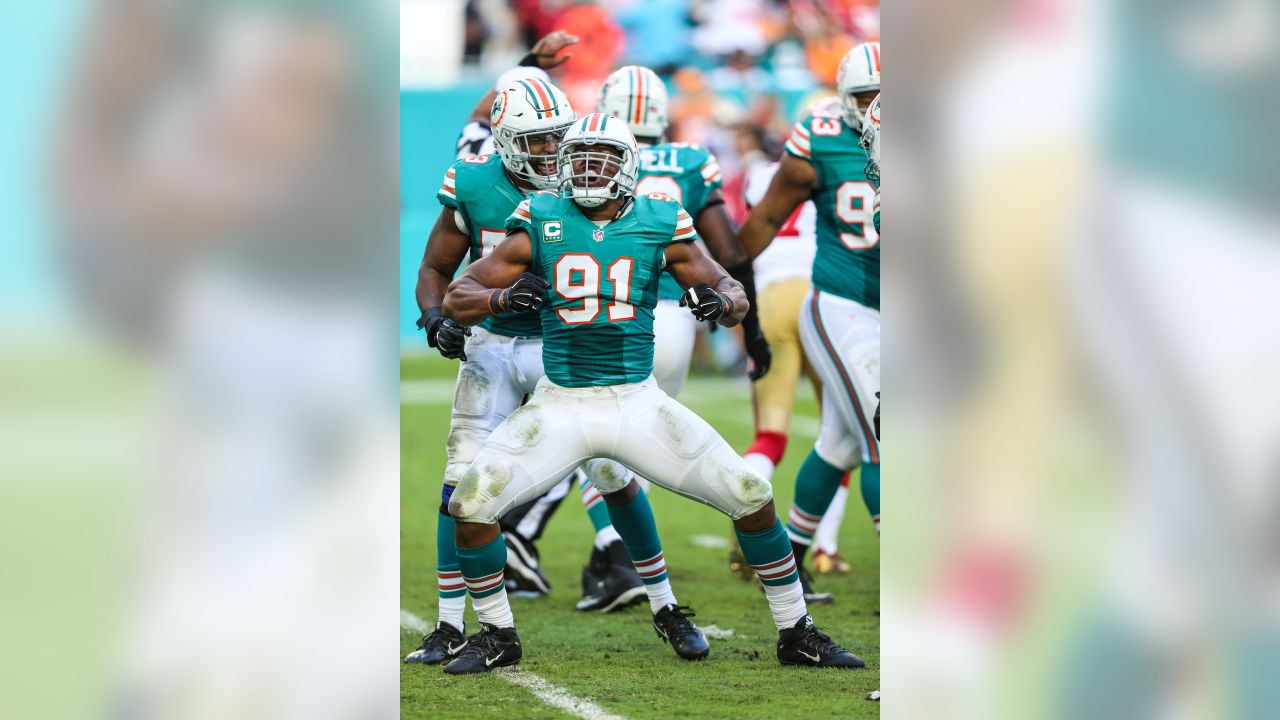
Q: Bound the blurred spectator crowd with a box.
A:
[459,0,879,222]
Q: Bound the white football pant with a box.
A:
[798,289,881,471]
[652,299,698,398]
[450,376,774,523]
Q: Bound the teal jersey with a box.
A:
[506,192,698,387]
[438,154,542,337]
[634,143,723,300]
[784,115,879,308]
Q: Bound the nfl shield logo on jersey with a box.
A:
[593,228,604,242]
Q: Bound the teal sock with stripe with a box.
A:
[606,489,678,612]
[435,510,466,630]
[605,490,668,585]
[860,461,880,531]
[736,521,801,586]
[455,534,514,627]
[787,449,845,548]
[736,520,807,629]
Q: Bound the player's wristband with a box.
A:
[488,289,506,314]
[518,52,540,67]
[721,293,735,318]
[417,307,443,332]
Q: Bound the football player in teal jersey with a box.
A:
[740,43,881,601]
[406,78,687,665]
[547,64,769,610]
[507,65,773,613]
[440,113,863,674]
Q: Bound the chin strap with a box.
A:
[611,196,633,220]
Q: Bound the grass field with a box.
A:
[401,353,879,719]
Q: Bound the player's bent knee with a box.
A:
[727,474,774,520]
[443,462,470,488]
[582,458,632,494]
[704,450,774,519]
[443,425,487,486]
[447,456,517,524]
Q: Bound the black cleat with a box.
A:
[576,541,646,612]
[442,623,522,674]
[503,530,550,596]
[403,622,467,665]
[653,604,710,660]
[800,568,834,604]
[776,615,864,668]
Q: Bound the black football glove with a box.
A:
[679,283,733,323]
[492,272,551,314]
[418,309,472,361]
[744,326,772,381]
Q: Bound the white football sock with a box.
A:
[437,595,466,632]
[762,580,807,630]
[471,589,514,629]
[644,578,679,613]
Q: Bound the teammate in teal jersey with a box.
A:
[406,75,681,666]
[440,112,863,674]
[740,43,881,601]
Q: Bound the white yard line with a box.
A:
[496,667,628,720]
[401,609,431,634]
[401,609,628,720]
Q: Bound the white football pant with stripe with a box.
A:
[798,289,881,471]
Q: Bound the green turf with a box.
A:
[401,353,879,719]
